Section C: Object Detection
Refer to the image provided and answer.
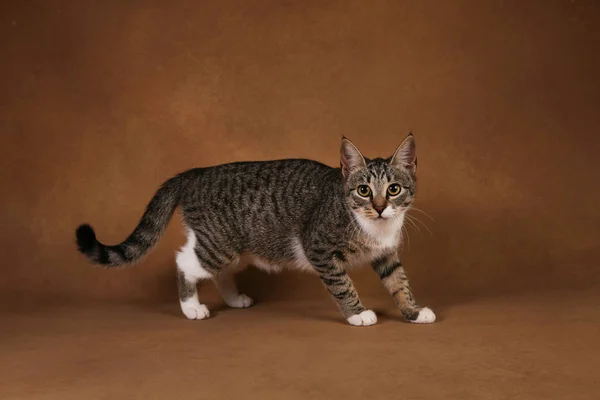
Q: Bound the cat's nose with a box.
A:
[375,206,385,215]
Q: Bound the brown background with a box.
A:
[2,1,599,399]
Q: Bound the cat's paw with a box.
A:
[181,302,210,320]
[347,310,378,326]
[409,307,436,324]
[225,294,254,308]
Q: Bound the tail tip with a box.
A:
[76,224,97,254]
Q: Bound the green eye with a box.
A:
[357,185,372,197]
[387,184,402,196]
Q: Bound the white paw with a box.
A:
[225,294,254,308]
[347,309,378,326]
[410,307,436,324]
[181,301,210,320]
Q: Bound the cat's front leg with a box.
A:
[371,253,436,324]
[312,262,377,327]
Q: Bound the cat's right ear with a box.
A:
[340,136,366,179]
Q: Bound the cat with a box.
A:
[75,134,435,326]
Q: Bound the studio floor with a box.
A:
[3,289,599,400]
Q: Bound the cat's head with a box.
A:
[340,134,417,224]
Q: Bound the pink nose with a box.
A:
[375,206,385,215]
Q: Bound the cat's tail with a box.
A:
[75,175,183,267]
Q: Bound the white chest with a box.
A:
[355,213,404,249]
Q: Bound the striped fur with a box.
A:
[75,134,434,325]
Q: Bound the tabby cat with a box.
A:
[75,134,435,326]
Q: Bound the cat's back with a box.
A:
[179,158,340,211]
[183,158,335,188]
[202,158,332,176]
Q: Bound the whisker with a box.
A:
[404,215,422,235]
[402,225,411,252]
[406,214,433,236]
[408,206,435,222]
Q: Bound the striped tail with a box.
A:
[75,175,182,267]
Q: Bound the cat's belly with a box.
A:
[239,252,315,274]
[240,253,284,273]
[239,237,315,274]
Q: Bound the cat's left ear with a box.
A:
[390,133,417,172]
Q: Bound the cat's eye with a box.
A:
[357,185,372,197]
[387,184,402,196]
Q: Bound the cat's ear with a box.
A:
[340,136,366,179]
[390,133,417,171]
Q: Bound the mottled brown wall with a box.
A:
[1,0,599,306]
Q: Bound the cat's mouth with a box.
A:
[371,214,390,221]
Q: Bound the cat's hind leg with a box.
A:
[176,229,213,320]
[214,271,254,308]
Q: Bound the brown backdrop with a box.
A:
[2,1,600,399]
